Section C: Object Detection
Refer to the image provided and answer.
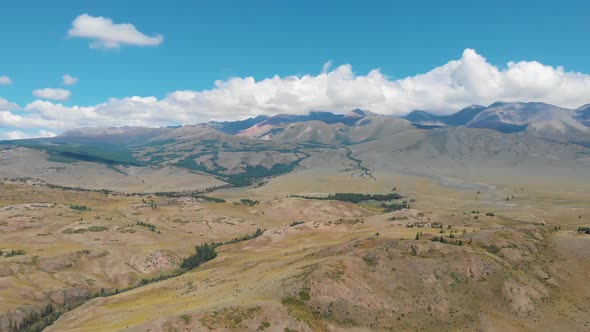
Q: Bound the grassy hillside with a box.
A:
[1,139,142,166]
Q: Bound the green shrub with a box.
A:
[298,290,311,301]
[87,226,108,232]
[69,204,91,211]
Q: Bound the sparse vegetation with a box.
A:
[211,228,265,247]
[0,249,26,257]
[8,303,64,332]
[180,314,192,325]
[69,204,91,211]
[62,228,87,234]
[135,221,157,232]
[179,243,218,270]
[333,218,363,225]
[2,140,142,167]
[363,252,379,266]
[194,195,226,203]
[258,321,271,331]
[281,297,325,330]
[431,236,463,246]
[237,198,260,206]
[176,152,306,187]
[87,226,108,232]
[298,290,311,301]
[181,229,265,270]
[380,201,410,212]
[577,227,590,234]
[150,187,230,201]
[388,216,408,221]
[298,192,402,203]
[482,244,501,254]
[199,306,261,329]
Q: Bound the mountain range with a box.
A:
[403,101,590,142]
[0,101,588,192]
[23,101,590,146]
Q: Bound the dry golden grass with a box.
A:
[2,168,590,331]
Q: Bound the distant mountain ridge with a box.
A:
[1,101,589,191]
[576,104,590,126]
[403,101,590,142]
[50,101,590,145]
[404,105,486,127]
[209,115,269,135]
[206,110,371,136]
[55,101,590,144]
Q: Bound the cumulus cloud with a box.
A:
[32,88,71,101]
[0,98,19,111]
[0,76,12,85]
[62,74,78,86]
[0,130,56,140]
[0,131,29,140]
[38,130,57,138]
[2,49,590,132]
[68,14,164,48]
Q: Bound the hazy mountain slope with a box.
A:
[576,104,590,126]
[466,102,589,141]
[0,146,224,192]
[268,114,414,145]
[209,115,269,134]
[441,105,487,125]
[263,120,351,145]
[350,126,590,187]
[402,110,441,125]
[0,124,309,189]
[237,112,344,138]
[359,126,590,167]
[343,115,414,143]
[237,110,369,139]
[403,105,485,126]
[403,102,590,143]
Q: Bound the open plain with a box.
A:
[1,148,589,331]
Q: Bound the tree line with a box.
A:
[180,228,265,270]
[69,204,91,211]
[296,192,402,204]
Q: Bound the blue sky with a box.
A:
[1,0,590,138]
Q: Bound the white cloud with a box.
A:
[68,14,164,48]
[0,110,55,129]
[0,98,18,111]
[62,74,78,86]
[0,130,56,140]
[1,131,29,140]
[0,76,12,85]
[32,88,71,101]
[321,61,333,74]
[1,49,590,133]
[38,130,57,138]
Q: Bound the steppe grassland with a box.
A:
[2,164,590,331]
